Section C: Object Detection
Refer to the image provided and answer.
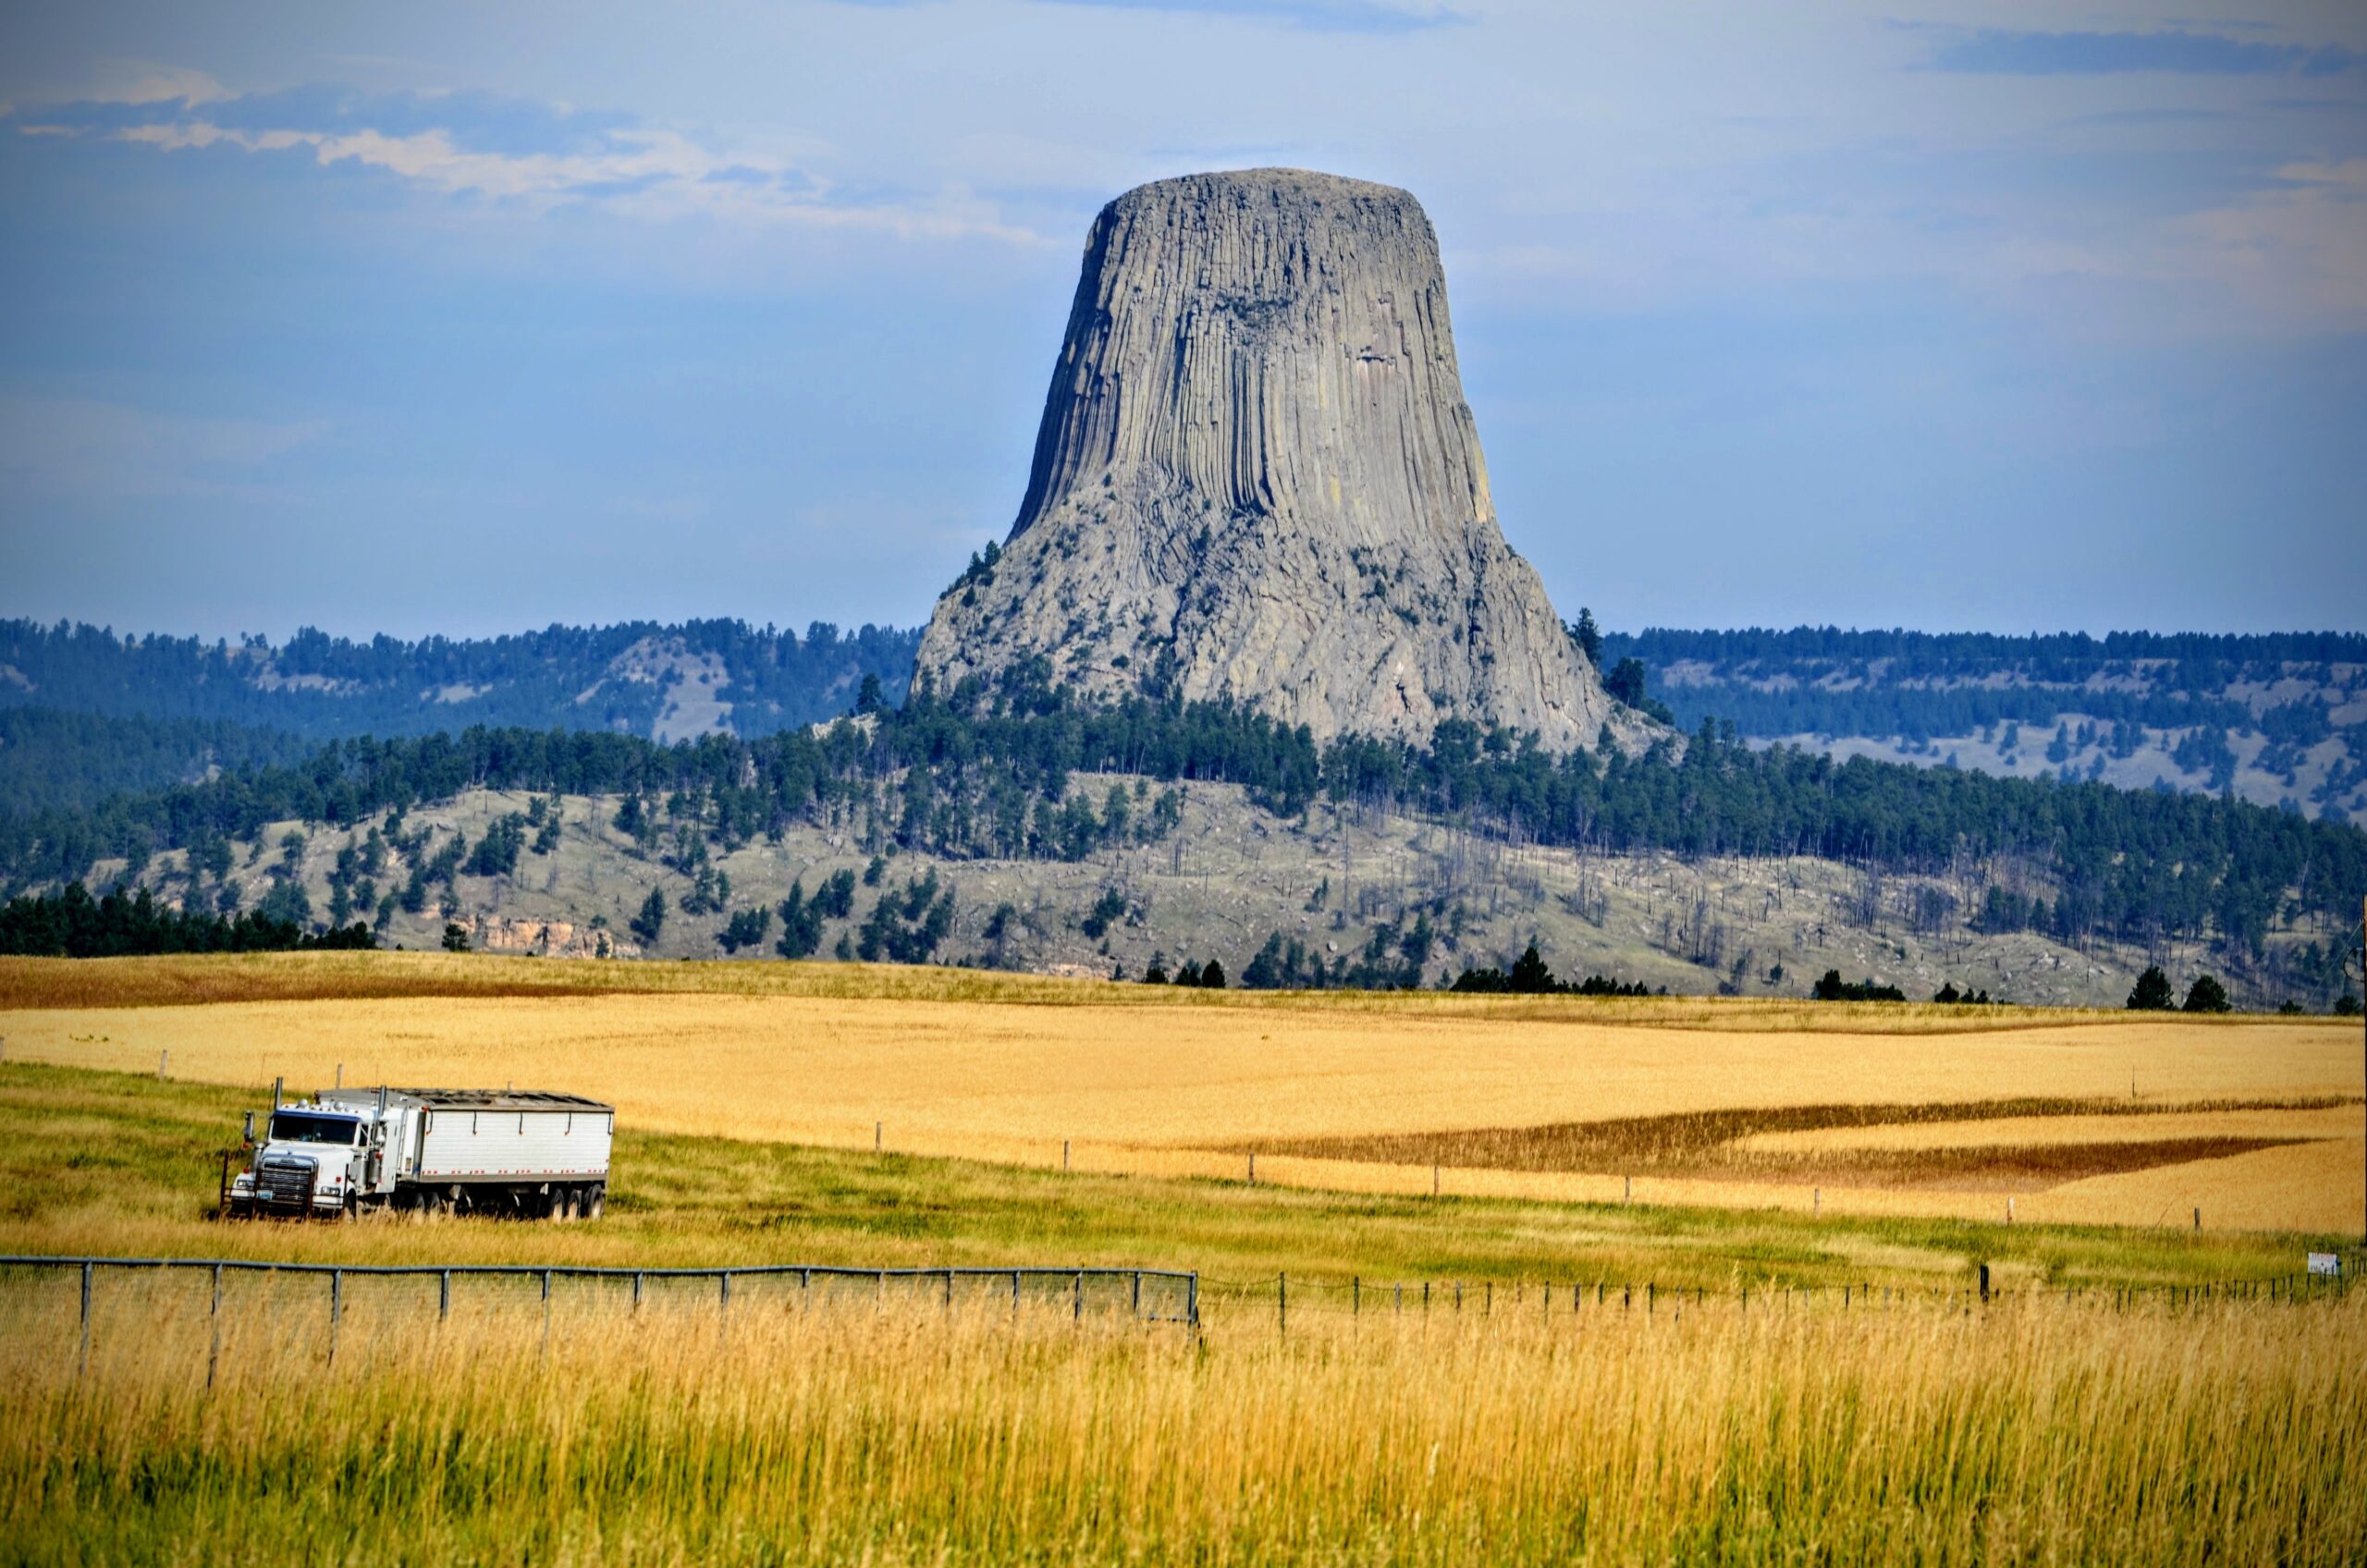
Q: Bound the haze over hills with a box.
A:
[1613,628,2367,824]
[7,617,2361,823]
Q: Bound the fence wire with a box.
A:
[0,1256,1200,1374]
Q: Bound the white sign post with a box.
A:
[2307,1252,2341,1279]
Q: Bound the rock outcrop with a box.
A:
[915,167,1631,750]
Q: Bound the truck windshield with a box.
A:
[270,1112,361,1145]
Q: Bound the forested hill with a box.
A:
[0,619,920,744]
[5,677,2361,979]
[1597,626,2367,823]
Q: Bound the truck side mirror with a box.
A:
[241,1111,255,1145]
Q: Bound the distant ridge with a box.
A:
[0,618,919,742]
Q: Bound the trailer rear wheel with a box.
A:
[583,1184,605,1220]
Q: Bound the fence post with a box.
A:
[721,1270,731,1321]
[1073,1270,1084,1323]
[1433,1163,1440,1198]
[1648,1282,1655,1316]
[875,1121,882,1152]
[439,1269,451,1321]
[946,1269,955,1313]
[541,1268,552,1354]
[1012,1269,1022,1315]
[1188,1272,1200,1339]
[206,1262,223,1390]
[1424,1280,1430,1314]
[158,1049,168,1081]
[328,1268,342,1367]
[1484,1280,1491,1316]
[1979,1263,1991,1305]
[1353,1276,1360,1317]
[1132,1270,1141,1318]
[632,1271,642,1314]
[78,1261,92,1378]
[1278,1272,1287,1335]
[1248,1152,1256,1185]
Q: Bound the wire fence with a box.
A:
[1194,1264,2357,1332]
[5,1254,2352,1374]
[0,1256,1200,1375]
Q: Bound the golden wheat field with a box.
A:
[4,952,2359,1234]
[3,1260,2362,1566]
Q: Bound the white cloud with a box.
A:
[2177,159,2367,331]
[83,62,226,106]
[101,98,1052,247]
[0,397,329,502]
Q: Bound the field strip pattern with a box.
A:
[6,979,2360,1233]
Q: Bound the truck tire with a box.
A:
[584,1184,606,1220]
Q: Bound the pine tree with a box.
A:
[630,888,668,946]
[2127,965,2176,1011]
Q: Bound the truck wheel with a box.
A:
[584,1185,606,1220]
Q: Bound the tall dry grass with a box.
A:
[4,1269,2361,1564]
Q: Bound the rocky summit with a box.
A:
[915,167,1630,750]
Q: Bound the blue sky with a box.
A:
[1,1,2361,642]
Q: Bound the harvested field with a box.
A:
[1247,1097,2354,1191]
[3,955,2358,1233]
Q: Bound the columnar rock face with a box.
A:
[915,167,1628,750]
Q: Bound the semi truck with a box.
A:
[228,1084,614,1219]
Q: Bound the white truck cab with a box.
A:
[230,1084,613,1219]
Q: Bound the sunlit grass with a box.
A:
[4,1262,2361,1565]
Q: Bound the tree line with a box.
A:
[0,882,375,958]
[1,663,2360,966]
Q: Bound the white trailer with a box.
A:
[229,1086,613,1219]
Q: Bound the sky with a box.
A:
[0,1,2362,644]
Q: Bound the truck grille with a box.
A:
[258,1160,315,1207]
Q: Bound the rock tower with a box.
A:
[914,167,1625,749]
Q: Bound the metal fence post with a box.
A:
[439,1269,450,1321]
[78,1261,92,1378]
[206,1263,223,1391]
[1131,1270,1141,1318]
[1012,1269,1021,1315]
[1353,1276,1360,1317]
[328,1268,342,1366]
[1187,1272,1199,1339]
[632,1271,642,1314]
[945,1268,955,1313]
[1073,1269,1084,1322]
[541,1268,552,1354]
[1278,1272,1286,1335]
